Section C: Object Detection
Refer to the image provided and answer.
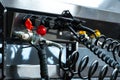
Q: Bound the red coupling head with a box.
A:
[36,25,47,36]
[25,18,33,30]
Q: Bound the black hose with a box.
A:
[30,42,49,80]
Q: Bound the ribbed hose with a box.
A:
[30,42,49,80]
[38,44,49,80]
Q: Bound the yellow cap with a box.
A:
[90,29,101,38]
[95,29,101,37]
[79,30,86,35]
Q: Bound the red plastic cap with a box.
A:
[36,25,47,36]
[25,18,33,30]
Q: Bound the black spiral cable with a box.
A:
[59,49,79,79]
[95,35,120,61]
[67,25,119,69]
[78,55,119,80]
[80,35,119,69]
[59,49,119,80]
[78,56,98,79]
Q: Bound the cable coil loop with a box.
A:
[59,49,79,77]
[95,35,120,60]
[78,56,119,80]
[59,50,119,80]
[79,35,119,69]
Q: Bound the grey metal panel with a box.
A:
[1,0,120,23]
[5,44,118,79]
[6,65,60,79]
[5,65,120,79]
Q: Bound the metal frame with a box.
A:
[0,2,7,79]
[2,0,120,23]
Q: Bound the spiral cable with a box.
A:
[78,56,98,79]
[79,35,119,69]
[59,50,119,80]
[59,49,79,79]
[58,27,120,79]
[78,55,119,80]
[95,35,120,61]
[66,25,120,69]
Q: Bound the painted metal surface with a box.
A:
[1,0,120,23]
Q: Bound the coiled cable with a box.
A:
[67,25,119,69]
[80,35,119,68]
[78,56,98,79]
[59,49,79,79]
[78,55,119,80]
[59,50,119,80]
[95,35,120,61]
